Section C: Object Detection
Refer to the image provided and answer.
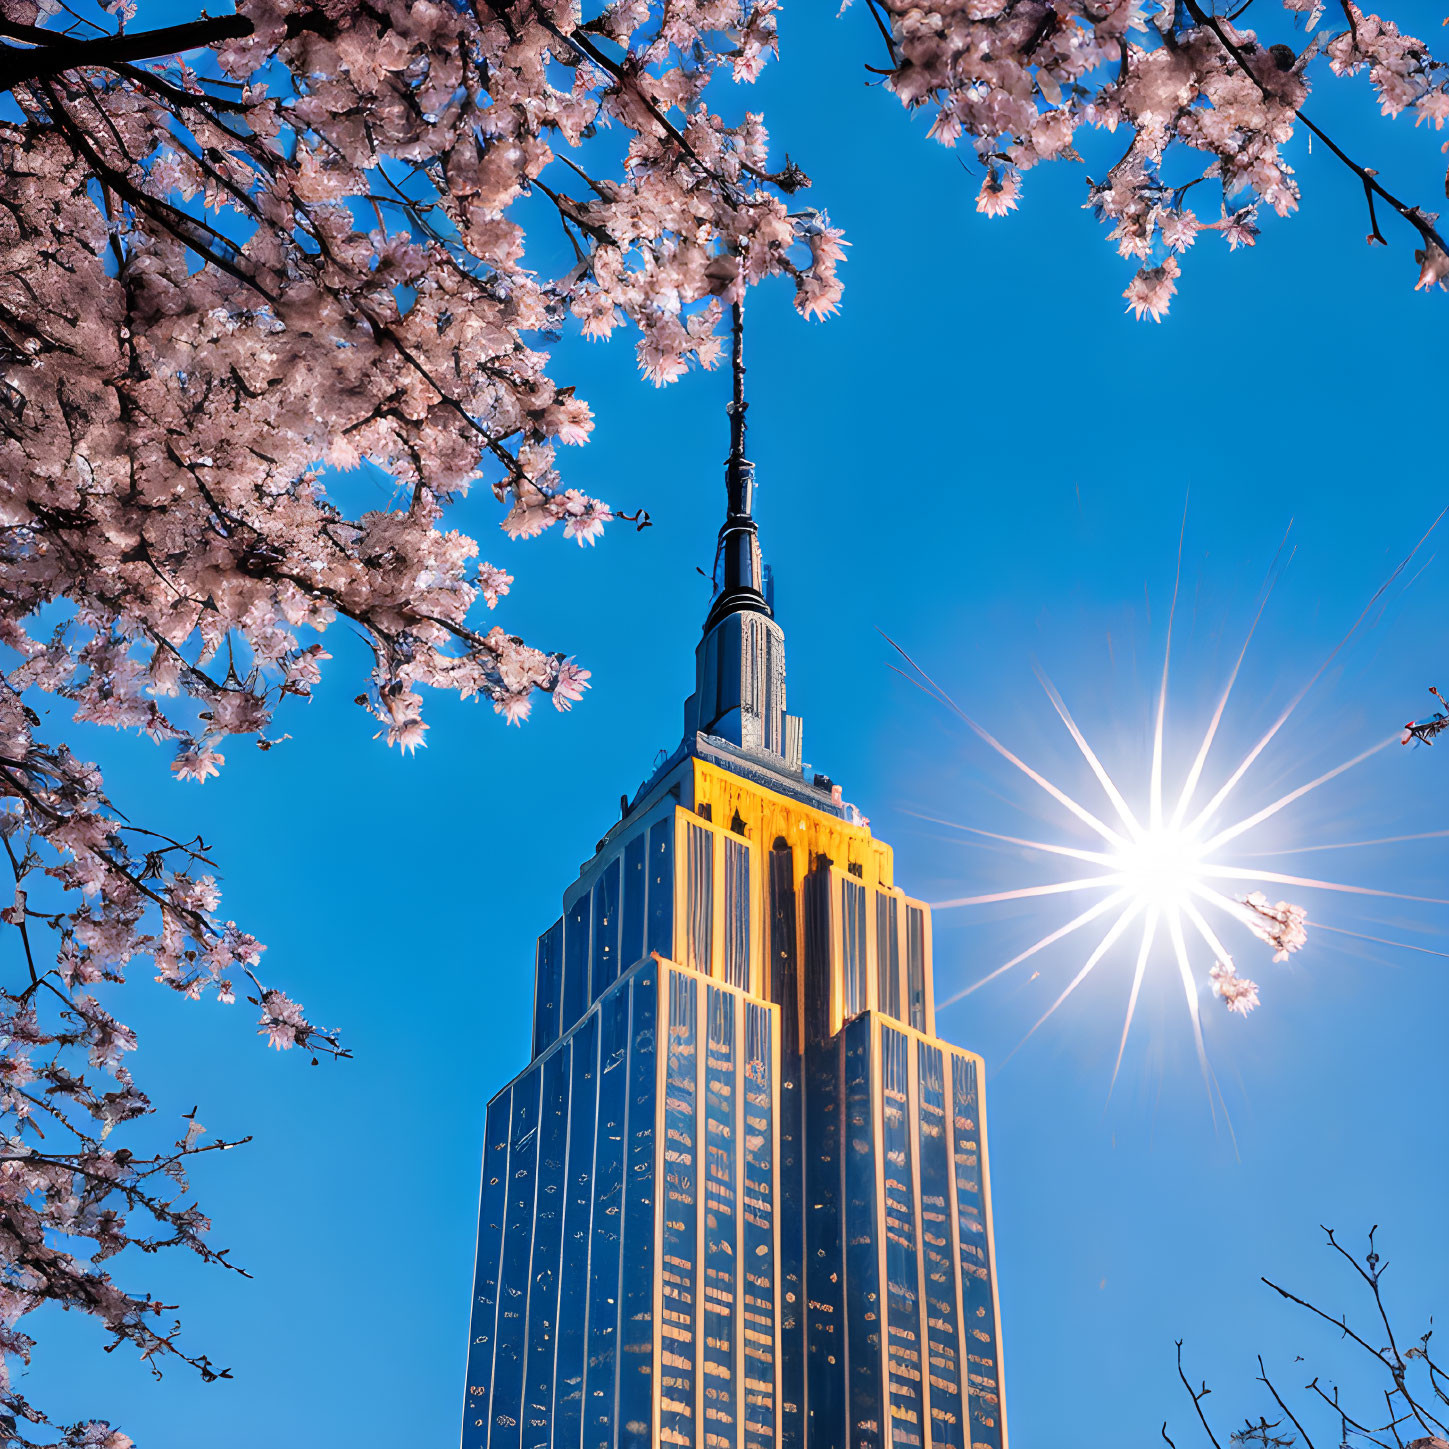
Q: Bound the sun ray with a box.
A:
[1236,830,1449,857]
[1199,865,1449,906]
[882,633,1130,849]
[1198,738,1396,854]
[1150,506,1187,832]
[932,875,1125,909]
[1166,910,1215,1108]
[1108,908,1158,1097]
[1188,881,1263,933]
[1034,667,1142,839]
[900,811,1118,868]
[1000,902,1144,1066]
[939,890,1134,1006]
[1308,920,1449,960]
[1186,508,1446,836]
[1180,898,1238,972]
[1170,550,1281,829]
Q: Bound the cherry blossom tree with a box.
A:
[1170,1228,1449,1449]
[858,0,1449,317]
[0,0,841,1438]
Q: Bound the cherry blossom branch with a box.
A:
[1180,0,1447,259]
[534,12,808,196]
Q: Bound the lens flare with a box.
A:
[888,507,1448,1090]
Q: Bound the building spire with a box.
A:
[703,300,771,635]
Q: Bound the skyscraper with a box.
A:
[460,314,1007,1449]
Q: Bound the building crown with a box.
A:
[683,303,805,775]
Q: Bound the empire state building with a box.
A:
[459,318,1008,1449]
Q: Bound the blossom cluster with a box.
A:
[1210,959,1261,1016]
[1240,891,1309,961]
[869,0,1449,314]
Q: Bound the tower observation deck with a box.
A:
[459,310,1007,1449]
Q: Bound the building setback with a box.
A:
[460,321,1006,1449]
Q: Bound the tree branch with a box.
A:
[0,15,253,92]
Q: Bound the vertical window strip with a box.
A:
[688,823,714,976]
[703,986,739,1449]
[522,1049,571,1449]
[841,878,868,1019]
[660,972,699,1448]
[880,1027,924,1449]
[741,1003,776,1449]
[618,969,659,1449]
[533,918,564,1058]
[585,991,630,1448]
[916,1041,965,1449]
[803,1031,847,1447]
[591,858,620,1003]
[840,1018,883,1449]
[950,1055,1003,1449]
[906,906,927,1032]
[647,818,675,963]
[876,894,901,1023]
[562,895,590,1038]
[724,837,751,992]
[461,1091,512,1448]
[622,832,646,971]
[492,1067,542,1449]
[552,1019,598,1446]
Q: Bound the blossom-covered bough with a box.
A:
[0,0,842,1438]
[860,0,1449,316]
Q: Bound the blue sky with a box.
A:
[21,5,1449,1445]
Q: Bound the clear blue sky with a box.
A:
[22,7,1449,1446]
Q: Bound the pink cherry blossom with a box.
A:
[552,659,592,711]
[1124,258,1180,322]
[867,0,1448,314]
[1210,960,1261,1016]
[1240,892,1309,961]
[495,692,534,726]
[976,169,1021,218]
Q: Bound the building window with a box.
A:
[622,831,646,969]
[648,818,674,962]
[724,837,751,991]
[906,905,928,1031]
[591,857,620,1001]
[533,917,563,1056]
[841,877,868,1018]
[562,892,590,1034]
[767,842,797,1032]
[876,893,901,1022]
[687,821,714,975]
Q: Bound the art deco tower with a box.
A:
[460,313,1007,1449]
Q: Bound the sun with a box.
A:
[1113,824,1205,916]
[886,510,1449,1091]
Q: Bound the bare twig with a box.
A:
[1178,1340,1224,1449]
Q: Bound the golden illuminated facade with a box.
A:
[460,326,1006,1449]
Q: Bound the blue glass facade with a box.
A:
[463,775,1007,1449]
[462,440,1006,1446]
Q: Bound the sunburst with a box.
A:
[889,508,1449,1092]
